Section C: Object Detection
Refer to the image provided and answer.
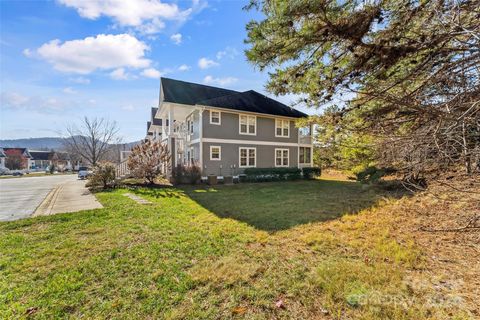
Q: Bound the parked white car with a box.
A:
[77,166,91,180]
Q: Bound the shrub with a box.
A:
[302,167,321,179]
[127,140,170,184]
[49,163,55,174]
[172,164,202,185]
[86,162,116,190]
[243,167,301,182]
[355,166,394,184]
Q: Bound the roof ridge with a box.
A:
[161,77,240,94]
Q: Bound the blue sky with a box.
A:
[0,0,312,142]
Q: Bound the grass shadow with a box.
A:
[181,179,406,232]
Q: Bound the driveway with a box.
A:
[0,174,102,222]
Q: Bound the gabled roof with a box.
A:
[3,147,32,158]
[160,78,307,118]
[56,152,71,161]
[161,77,238,106]
[198,90,308,118]
[151,107,162,126]
[29,150,52,161]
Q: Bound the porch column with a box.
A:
[168,104,174,136]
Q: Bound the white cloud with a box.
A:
[1,92,30,107]
[22,48,32,57]
[141,68,162,79]
[178,64,190,71]
[136,18,166,35]
[35,34,150,74]
[122,105,135,111]
[203,75,238,86]
[63,87,77,94]
[110,68,129,80]
[1,91,70,112]
[69,76,90,84]
[198,57,219,69]
[170,33,182,45]
[216,46,239,60]
[58,0,206,34]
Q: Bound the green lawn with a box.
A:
[0,180,470,319]
[181,179,389,231]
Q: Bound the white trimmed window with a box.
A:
[239,147,256,167]
[210,146,221,161]
[210,111,221,125]
[275,119,290,137]
[239,115,256,135]
[299,147,312,164]
[275,148,289,167]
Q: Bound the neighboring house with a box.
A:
[146,78,313,178]
[55,152,72,171]
[29,150,72,171]
[29,150,52,170]
[3,148,33,170]
[0,148,5,168]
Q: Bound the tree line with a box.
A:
[245,0,479,182]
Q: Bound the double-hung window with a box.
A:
[210,146,221,161]
[275,119,290,137]
[299,147,312,164]
[210,111,221,125]
[239,115,256,135]
[239,147,256,167]
[275,148,289,167]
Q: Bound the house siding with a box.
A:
[202,110,299,143]
[202,142,298,176]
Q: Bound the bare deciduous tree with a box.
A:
[127,139,170,184]
[64,117,120,167]
[5,154,24,170]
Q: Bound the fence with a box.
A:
[115,160,130,178]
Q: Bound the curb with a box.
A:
[33,185,62,216]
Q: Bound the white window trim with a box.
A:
[275,148,289,167]
[210,110,221,125]
[239,147,256,168]
[275,119,290,138]
[210,145,221,161]
[298,146,312,164]
[239,114,257,136]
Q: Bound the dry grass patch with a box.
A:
[1,179,477,319]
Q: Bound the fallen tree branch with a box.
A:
[419,214,480,232]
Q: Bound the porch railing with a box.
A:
[115,160,130,178]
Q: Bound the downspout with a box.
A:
[198,105,205,175]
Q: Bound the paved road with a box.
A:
[0,175,101,222]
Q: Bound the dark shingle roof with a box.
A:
[151,107,162,126]
[146,121,151,134]
[29,150,51,161]
[198,90,307,118]
[56,152,71,161]
[3,148,32,158]
[161,77,238,106]
[160,78,307,118]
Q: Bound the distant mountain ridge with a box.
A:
[0,137,140,150]
[0,137,65,150]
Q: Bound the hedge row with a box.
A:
[241,167,321,182]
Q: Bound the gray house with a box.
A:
[146,78,313,178]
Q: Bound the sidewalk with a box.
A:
[34,179,103,216]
